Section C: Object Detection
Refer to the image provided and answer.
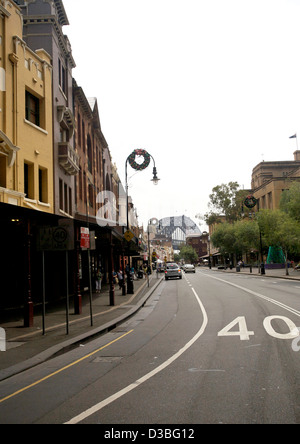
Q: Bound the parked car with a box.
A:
[184,264,196,273]
[165,263,182,280]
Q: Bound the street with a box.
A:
[1,269,300,424]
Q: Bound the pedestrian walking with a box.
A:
[117,270,123,289]
[113,270,118,285]
[96,268,102,293]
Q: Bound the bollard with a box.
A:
[0,328,6,352]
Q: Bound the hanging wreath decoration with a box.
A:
[128,149,151,171]
[244,195,258,209]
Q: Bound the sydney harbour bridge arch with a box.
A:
[158,215,201,250]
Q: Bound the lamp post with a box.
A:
[243,195,265,275]
[125,150,160,293]
[125,150,160,230]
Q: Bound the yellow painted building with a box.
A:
[251,151,300,212]
[0,0,53,212]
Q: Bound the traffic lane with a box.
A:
[0,277,205,424]
[0,281,174,423]
[198,269,300,308]
[189,270,300,423]
[42,278,206,424]
[66,271,299,424]
[90,271,300,424]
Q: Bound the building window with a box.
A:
[83,171,87,201]
[64,183,68,213]
[24,162,34,199]
[87,135,92,173]
[39,168,48,203]
[59,179,63,210]
[25,91,40,127]
[69,187,72,215]
[82,122,85,152]
[77,113,81,147]
[88,184,94,208]
[0,155,6,187]
[79,168,83,200]
[58,58,67,94]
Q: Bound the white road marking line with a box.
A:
[200,271,300,318]
[65,277,208,424]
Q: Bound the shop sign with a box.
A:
[80,227,90,249]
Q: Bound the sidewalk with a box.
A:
[0,274,163,381]
[212,265,300,280]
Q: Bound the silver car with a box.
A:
[165,263,182,280]
[184,264,196,273]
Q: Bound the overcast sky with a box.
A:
[63,0,300,231]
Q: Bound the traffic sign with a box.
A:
[37,221,74,251]
[124,230,134,242]
[80,227,90,249]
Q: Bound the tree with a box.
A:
[174,253,181,263]
[205,181,252,224]
[210,222,237,259]
[280,181,300,222]
[256,209,300,275]
[180,245,198,264]
[234,220,260,260]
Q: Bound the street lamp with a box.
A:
[124,150,160,294]
[125,150,160,229]
[151,164,160,186]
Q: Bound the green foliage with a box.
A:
[210,209,300,260]
[205,180,300,263]
[210,223,236,255]
[211,220,260,256]
[174,253,181,262]
[205,181,253,224]
[280,181,300,222]
[257,209,300,256]
[179,245,198,263]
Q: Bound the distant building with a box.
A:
[159,215,201,250]
[251,151,300,212]
[186,233,208,263]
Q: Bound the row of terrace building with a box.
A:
[0,0,146,326]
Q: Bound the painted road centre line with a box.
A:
[0,330,134,404]
[65,277,208,424]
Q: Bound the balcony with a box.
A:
[58,142,80,175]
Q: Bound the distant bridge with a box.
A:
[158,215,201,250]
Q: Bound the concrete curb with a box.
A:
[216,268,300,281]
[0,277,164,382]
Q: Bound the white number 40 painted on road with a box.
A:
[218,316,299,341]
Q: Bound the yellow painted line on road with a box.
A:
[0,329,134,404]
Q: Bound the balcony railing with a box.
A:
[58,142,80,175]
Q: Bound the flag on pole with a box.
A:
[289,134,297,139]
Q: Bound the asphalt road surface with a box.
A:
[1,269,300,424]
